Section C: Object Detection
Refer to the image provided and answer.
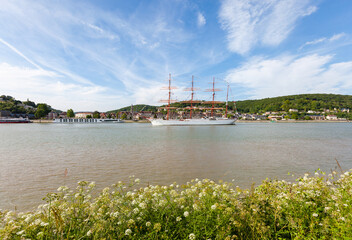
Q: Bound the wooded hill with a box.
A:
[0,95,60,118]
[0,95,38,114]
[107,104,158,113]
[235,94,352,113]
[109,94,352,114]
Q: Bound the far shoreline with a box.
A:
[236,120,350,123]
[30,119,351,124]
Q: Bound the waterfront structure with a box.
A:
[53,118,123,123]
[326,115,338,120]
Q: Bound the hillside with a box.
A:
[0,95,37,114]
[235,94,352,113]
[108,94,352,115]
[0,95,60,118]
[107,104,158,113]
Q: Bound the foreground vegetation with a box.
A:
[1,171,352,239]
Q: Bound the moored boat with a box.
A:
[0,118,31,123]
[53,118,124,123]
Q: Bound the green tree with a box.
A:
[93,111,100,118]
[121,113,127,120]
[291,112,299,120]
[86,115,92,119]
[67,109,75,118]
[35,103,50,119]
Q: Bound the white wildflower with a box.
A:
[146,221,151,227]
[87,230,92,236]
[88,182,96,188]
[135,178,140,183]
[189,233,196,240]
[184,211,189,217]
[139,202,147,209]
[176,217,182,222]
[16,230,25,235]
[211,204,217,210]
[125,229,132,235]
[312,213,318,217]
[133,208,139,214]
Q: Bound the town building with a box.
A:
[75,112,93,118]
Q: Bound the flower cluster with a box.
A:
[1,170,352,239]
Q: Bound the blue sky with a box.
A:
[1,0,352,111]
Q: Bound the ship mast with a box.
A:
[159,73,177,120]
[225,82,229,118]
[191,75,194,119]
[204,77,222,118]
[167,73,171,120]
[212,77,215,117]
[183,75,201,119]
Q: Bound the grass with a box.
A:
[1,170,352,239]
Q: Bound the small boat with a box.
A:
[101,119,124,123]
[0,118,31,123]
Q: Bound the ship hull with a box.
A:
[0,118,31,123]
[149,118,235,126]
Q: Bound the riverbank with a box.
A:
[31,119,151,123]
[1,171,351,239]
[236,119,350,123]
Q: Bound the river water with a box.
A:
[1,122,351,211]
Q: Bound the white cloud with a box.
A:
[0,63,127,111]
[197,12,206,27]
[300,33,347,49]
[225,54,352,99]
[218,0,317,54]
[0,0,209,110]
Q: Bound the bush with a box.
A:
[1,171,352,239]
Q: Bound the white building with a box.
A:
[75,112,93,118]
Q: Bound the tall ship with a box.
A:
[149,74,236,126]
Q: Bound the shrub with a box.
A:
[1,171,352,239]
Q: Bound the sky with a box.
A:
[1,0,352,111]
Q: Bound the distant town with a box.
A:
[1,94,352,121]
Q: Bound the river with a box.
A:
[1,122,351,211]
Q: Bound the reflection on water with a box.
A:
[1,122,351,211]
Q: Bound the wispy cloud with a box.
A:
[225,54,352,99]
[0,0,219,110]
[218,0,317,55]
[0,38,43,70]
[300,33,347,49]
[197,12,206,27]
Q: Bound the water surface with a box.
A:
[1,122,351,211]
